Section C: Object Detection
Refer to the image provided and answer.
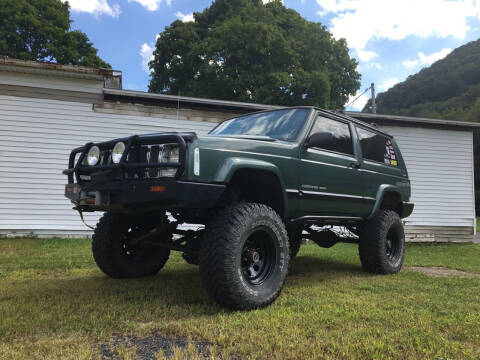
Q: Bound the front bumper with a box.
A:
[65,179,226,212]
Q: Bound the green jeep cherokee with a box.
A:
[64,107,413,310]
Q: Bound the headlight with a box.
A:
[159,145,179,177]
[86,146,100,166]
[164,146,179,163]
[111,142,125,164]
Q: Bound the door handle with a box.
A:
[350,162,361,169]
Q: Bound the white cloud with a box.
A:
[317,0,480,53]
[356,49,378,62]
[402,48,452,68]
[140,43,154,73]
[370,62,383,70]
[128,0,171,11]
[65,0,121,17]
[379,77,399,92]
[358,62,384,72]
[175,11,194,22]
[263,0,284,3]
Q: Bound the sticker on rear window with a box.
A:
[384,140,397,166]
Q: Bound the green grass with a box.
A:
[1,238,480,359]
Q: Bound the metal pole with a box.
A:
[371,82,376,114]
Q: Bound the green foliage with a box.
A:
[0,0,110,68]
[363,39,480,122]
[149,0,360,108]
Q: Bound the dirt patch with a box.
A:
[407,266,480,278]
[101,335,212,360]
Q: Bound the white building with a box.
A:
[0,59,477,241]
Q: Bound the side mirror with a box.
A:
[306,131,334,149]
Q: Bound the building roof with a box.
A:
[104,88,282,112]
[104,88,480,130]
[348,111,480,130]
[2,59,477,130]
[0,58,122,89]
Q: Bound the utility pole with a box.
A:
[370,82,376,114]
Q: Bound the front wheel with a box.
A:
[92,212,170,278]
[288,226,302,260]
[199,203,289,310]
[359,209,405,274]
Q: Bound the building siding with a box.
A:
[0,94,219,235]
[379,125,475,228]
[0,93,476,241]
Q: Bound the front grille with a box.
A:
[80,144,176,181]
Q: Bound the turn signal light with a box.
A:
[150,185,166,193]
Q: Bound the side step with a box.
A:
[289,216,363,226]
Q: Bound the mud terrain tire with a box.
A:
[359,209,405,274]
[199,203,289,310]
[92,213,170,278]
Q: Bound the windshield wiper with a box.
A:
[209,134,278,142]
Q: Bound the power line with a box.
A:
[346,87,370,110]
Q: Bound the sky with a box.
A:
[65,0,480,110]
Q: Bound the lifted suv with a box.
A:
[64,107,413,310]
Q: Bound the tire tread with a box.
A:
[359,209,405,274]
[199,203,289,310]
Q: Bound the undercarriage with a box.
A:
[120,211,361,259]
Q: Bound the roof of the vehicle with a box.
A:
[230,106,391,136]
[317,108,391,136]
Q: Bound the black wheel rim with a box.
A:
[241,229,276,286]
[385,227,400,260]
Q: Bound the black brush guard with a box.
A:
[63,133,226,212]
[63,133,188,184]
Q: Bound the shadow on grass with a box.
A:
[1,255,369,340]
[8,257,364,312]
[2,268,221,325]
[289,255,363,276]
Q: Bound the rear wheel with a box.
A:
[199,203,289,310]
[359,209,405,274]
[92,212,170,278]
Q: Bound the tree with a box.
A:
[362,39,480,119]
[149,0,360,108]
[0,0,110,68]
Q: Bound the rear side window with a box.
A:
[356,127,398,166]
[309,117,354,155]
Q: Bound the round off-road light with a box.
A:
[86,146,100,166]
[111,142,125,164]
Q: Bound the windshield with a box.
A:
[208,108,310,141]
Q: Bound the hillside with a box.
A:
[362,39,480,122]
